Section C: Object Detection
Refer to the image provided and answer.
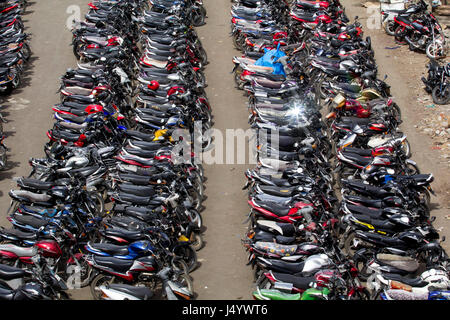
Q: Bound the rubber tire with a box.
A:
[426,41,445,60]
[173,245,198,273]
[190,232,204,251]
[432,85,450,105]
[90,274,114,300]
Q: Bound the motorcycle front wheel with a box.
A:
[90,274,114,300]
[426,41,446,60]
[432,84,450,105]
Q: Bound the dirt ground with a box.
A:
[0,0,447,301]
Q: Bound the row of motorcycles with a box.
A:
[381,0,446,59]
[0,0,209,300]
[0,0,31,171]
[381,0,450,105]
[232,0,450,300]
[0,0,29,94]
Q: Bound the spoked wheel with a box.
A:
[189,232,204,251]
[234,68,245,90]
[401,162,420,176]
[90,274,114,300]
[432,85,450,105]
[173,245,198,273]
[190,7,206,27]
[394,26,406,44]
[170,272,194,298]
[384,20,397,36]
[426,41,446,60]
[343,231,359,258]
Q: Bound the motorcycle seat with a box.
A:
[290,13,317,23]
[0,287,15,300]
[17,178,54,191]
[117,173,153,185]
[125,130,156,142]
[101,226,147,243]
[346,204,383,218]
[340,151,372,166]
[344,195,384,208]
[0,264,28,280]
[127,139,169,151]
[342,147,373,157]
[378,258,420,273]
[342,180,393,198]
[357,231,406,248]
[256,200,291,216]
[87,242,130,257]
[69,165,100,177]
[107,283,153,300]
[352,213,397,231]
[253,77,284,89]
[254,241,297,257]
[118,207,162,223]
[11,212,50,229]
[115,191,160,206]
[0,227,38,241]
[271,271,315,288]
[118,183,155,197]
[257,175,293,187]
[257,185,298,197]
[395,16,411,26]
[9,190,52,204]
[123,147,159,159]
[383,273,428,287]
[92,255,134,273]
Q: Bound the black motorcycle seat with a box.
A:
[118,183,155,197]
[382,273,428,287]
[102,226,147,243]
[119,206,162,222]
[395,16,411,25]
[0,287,14,300]
[253,77,284,89]
[107,283,153,300]
[291,13,317,23]
[117,173,153,185]
[342,147,372,157]
[264,259,306,274]
[11,213,50,229]
[258,185,298,197]
[271,271,315,287]
[352,213,397,231]
[346,204,383,218]
[342,180,392,198]
[256,220,296,236]
[257,175,292,187]
[124,147,158,159]
[92,255,134,273]
[357,231,406,248]
[125,130,156,142]
[69,165,100,177]
[256,200,291,216]
[339,116,372,125]
[127,139,169,150]
[340,151,372,166]
[0,227,38,241]
[344,195,384,208]
[88,242,130,256]
[115,192,162,206]
[0,264,28,280]
[18,178,54,191]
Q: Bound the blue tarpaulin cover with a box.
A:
[254,43,286,76]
